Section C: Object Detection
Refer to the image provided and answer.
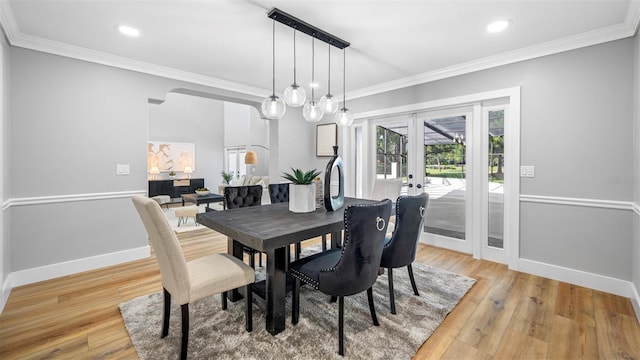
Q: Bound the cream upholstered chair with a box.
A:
[132,195,255,360]
[371,178,403,202]
[371,179,403,231]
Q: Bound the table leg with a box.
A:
[265,246,287,335]
[330,231,342,249]
[182,198,185,206]
[227,236,244,301]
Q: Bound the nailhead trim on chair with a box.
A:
[289,269,320,289]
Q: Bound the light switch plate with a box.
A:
[520,165,535,178]
[116,164,130,175]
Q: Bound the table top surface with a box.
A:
[196,197,377,251]
[181,192,224,201]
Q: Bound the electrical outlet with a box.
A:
[520,165,535,178]
[116,164,130,175]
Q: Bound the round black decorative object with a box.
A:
[324,146,345,211]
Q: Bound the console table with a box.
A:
[148,178,205,200]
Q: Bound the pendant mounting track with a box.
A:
[267,8,350,49]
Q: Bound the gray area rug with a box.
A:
[120,260,475,359]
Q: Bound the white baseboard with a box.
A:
[10,246,150,288]
[631,282,640,325]
[0,272,13,313]
[518,258,634,299]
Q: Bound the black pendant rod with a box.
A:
[268,8,350,49]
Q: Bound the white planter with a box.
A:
[289,183,316,213]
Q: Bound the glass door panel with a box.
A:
[487,109,505,249]
[421,110,470,253]
[225,147,246,180]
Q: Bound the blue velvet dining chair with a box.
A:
[289,199,392,356]
[380,192,429,314]
[224,185,264,268]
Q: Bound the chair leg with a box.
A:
[322,234,327,251]
[407,264,419,296]
[245,284,253,332]
[292,278,300,325]
[258,252,262,267]
[221,291,227,310]
[295,242,301,260]
[249,251,255,268]
[388,267,396,315]
[367,287,379,326]
[338,296,344,356]
[180,304,189,360]
[162,288,171,338]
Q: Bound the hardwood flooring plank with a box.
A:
[493,327,548,359]
[555,282,596,327]
[547,314,598,359]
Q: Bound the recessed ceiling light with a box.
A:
[118,25,140,37]
[487,20,511,33]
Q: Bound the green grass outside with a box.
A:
[425,166,504,183]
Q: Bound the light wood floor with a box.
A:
[1,228,639,359]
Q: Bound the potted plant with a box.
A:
[221,171,234,185]
[168,170,176,179]
[282,168,321,213]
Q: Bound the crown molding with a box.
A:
[1,1,639,101]
[0,2,269,98]
[347,20,637,100]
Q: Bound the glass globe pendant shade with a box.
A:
[319,94,340,114]
[283,84,307,107]
[335,107,354,126]
[302,100,325,122]
[261,95,286,120]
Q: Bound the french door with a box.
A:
[224,147,246,180]
[351,89,520,266]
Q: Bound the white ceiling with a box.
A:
[1,0,638,100]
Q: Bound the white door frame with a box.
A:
[344,87,520,270]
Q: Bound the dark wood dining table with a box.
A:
[196,197,375,335]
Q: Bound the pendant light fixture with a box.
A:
[319,43,340,114]
[283,30,306,107]
[302,37,324,122]
[261,19,286,120]
[335,48,354,126]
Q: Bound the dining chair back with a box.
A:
[224,185,263,209]
[290,199,392,356]
[268,183,289,203]
[132,195,255,360]
[380,192,429,314]
[371,178,403,201]
[223,185,264,267]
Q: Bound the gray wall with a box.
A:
[633,33,640,300]
[1,27,9,295]
[148,92,225,187]
[8,47,269,272]
[349,39,635,281]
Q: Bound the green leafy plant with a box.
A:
[220,171,234,185]
[168,171,176,176]
[282,168,321,185]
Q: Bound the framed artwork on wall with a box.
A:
[316,123,337,157]
[148,141,196,171]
